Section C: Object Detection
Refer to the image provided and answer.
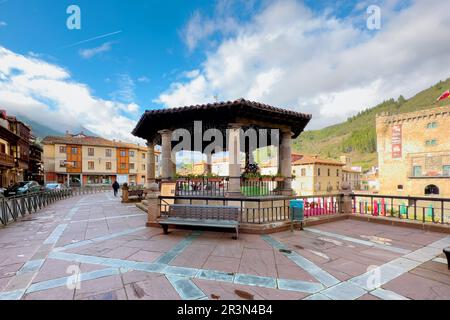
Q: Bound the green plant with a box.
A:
[242,172,261,179]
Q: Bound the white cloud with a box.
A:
[159,0,450,129]
[0,21,6,28]
[137,76,150,83]
[79,42,114,59]
[111,74,136,103]
[0,47,143,143]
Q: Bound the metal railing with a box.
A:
[352,193,450,224]
[0,186,110,226]
[240,179,284,197]
[159,194,341,224]
[176,178,229,197]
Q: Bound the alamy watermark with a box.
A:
[168,121,282,165]
[66,264,81,290]
[366,5,381,30]
[66,5,81,30]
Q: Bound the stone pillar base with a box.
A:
[225,191,243,198]
[146,190,161,226]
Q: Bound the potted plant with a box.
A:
[260,175,273,182]
[242,172,261,182]
[174,174,187,182]
[188,174,204,183]
[274,174,285,182]
[205,173,222,182]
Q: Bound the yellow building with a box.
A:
[376,105,450,197]
[42,132,160,186]
[292,155,344,196]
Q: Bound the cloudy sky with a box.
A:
[0,0,449,143]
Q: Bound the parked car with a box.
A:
[3,181,41,197]
[45,183,67,191]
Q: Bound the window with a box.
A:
[328,168,330,176]
[59,160,66,168]
[425,184,439,195]
[426,122,438,129]
[88,148,94,156]
[142,153,146,159]
[105,149,112,157]
[120,150,126,157]
[120,163,126,169]
[88,161,94,170]
[397,185,404,190]
[106,162,112,170]
[337,182,340,190]
[337,169,339,177]
[301,168,306,176]
[59,146,66,153]
[425,139,437,146]
[142,164,146,171]
[129,163,135,170]
[412,166,422,177]
[129,151,135,157]
[443,165,450,176]
[318,168,321,176]
[71,147,78,154]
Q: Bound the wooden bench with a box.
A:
[444,247,450,270]
[128,189,144,200]
[159,204,240,239]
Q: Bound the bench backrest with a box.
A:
[169,204,240,221]
[128,190,143,196]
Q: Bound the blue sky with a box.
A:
[0,0,449,143]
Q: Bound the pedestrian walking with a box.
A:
[112,180,120,197]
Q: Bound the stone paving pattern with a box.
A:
[0,192,449,300]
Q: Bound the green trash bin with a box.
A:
[290,200,304,231]
[400,203,408,216]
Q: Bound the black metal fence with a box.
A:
[0,186,110,226]
[175,178,229,197]
[159,194,341,224]
[353,193,450,224]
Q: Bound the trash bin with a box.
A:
[290,199,304,221]
[400,203,408,216]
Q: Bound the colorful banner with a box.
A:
[391,124,402,159]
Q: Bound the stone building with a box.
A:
[42,132,160,186]
[0,111,32,187]
[291,155,344,196]
[376,105,450,197]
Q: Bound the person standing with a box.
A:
[112,180,120,197]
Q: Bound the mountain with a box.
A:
[293,78,450,171]
[16,115,97,141]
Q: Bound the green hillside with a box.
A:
[293,78,450,171]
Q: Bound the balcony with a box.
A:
[0,152,14,168]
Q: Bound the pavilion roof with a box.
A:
[132,99,312,143]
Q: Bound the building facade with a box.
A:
[42,132,160,186]
[0,111,34,187]
[376,105,450,197]
[291,155,344,196]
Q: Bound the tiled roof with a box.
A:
[41,134,150,151]
[142,98,312,119]
[292,155,344,166]
[132,98,312,141]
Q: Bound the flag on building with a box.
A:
[437,89,450,101]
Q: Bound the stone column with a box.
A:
[226,124,242,196]
[159,129,175,181]
[146,141,156,187]
[146,186,161,227]
[205,152,212,175]
[278,130,294,195]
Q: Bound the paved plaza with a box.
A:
[0,192,448,300]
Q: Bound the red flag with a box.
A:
[437,90,450,101]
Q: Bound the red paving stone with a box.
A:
[0,192,448,300]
